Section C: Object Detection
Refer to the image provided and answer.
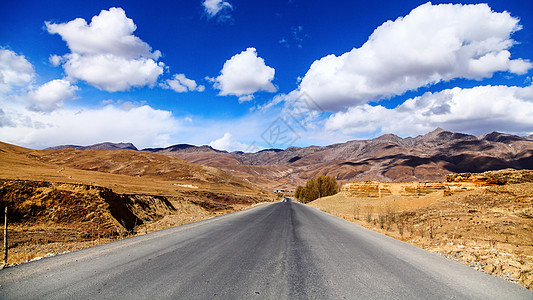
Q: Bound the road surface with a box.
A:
[1,199,532,299]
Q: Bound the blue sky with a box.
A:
[1,0,532,151]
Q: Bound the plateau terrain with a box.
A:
[0,141,274,265]
[2,128,533,291]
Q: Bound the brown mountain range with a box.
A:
[46,142,138,151]
[39,128,533,190]
[140,128,533,190]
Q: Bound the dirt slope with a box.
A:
[0,141,274,265]
[309,169,533,290]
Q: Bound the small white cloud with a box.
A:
[26,79,78,112]
[49,54,63,67]
[0,49,34,94]
[291,25,305,48]
[213,47,277,101]
[101,99,115,105]
[279,38,289,48]
[46,7,164,92]
[203,0,232,18]
[325,84,533,137]
[279,26,306,49]
[296,2,532,111]
[209,132,248,152]
[238,94,254,103]
[162,73,204,93]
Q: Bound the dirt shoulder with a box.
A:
[309,170,533,290]
[0,179,276,266]
[0,141,277,266]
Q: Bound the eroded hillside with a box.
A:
[0,141,274,265]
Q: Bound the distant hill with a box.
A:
[143,144,226,154]
[43,129,533,190]
[140,128,533,189]
[46,142,138,151]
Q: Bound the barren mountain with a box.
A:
[46,142,138,151]
[143,128,533,190]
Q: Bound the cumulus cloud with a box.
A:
[325,85,533,137]
[209,132,248,152]
[212,47,277,101]
[237,94,254,102]
[49,54,63,67]
[162,73,205,93]
[26,79,78,112]
[60,53,163,92]
[296,2,532,111]
[0,102,178,149]
[203,0,232,19]
[0,49,34,94]
[46,7,164,92]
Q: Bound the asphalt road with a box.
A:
[1,199,532,299]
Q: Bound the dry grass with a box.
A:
[309,179,533,290]
[0,142,264,197]
[0,141,276,266]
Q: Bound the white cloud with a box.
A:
[0,102,178,150]
[0,49,34,94]
[238,94,254,102]
[296,2,532,111]
[46,7,164,92]
[162,73,205,93]
[291,25,305,48]
[279,26,306,49]
[203,0,232,18]
[1,50,78,112]
[26,79,78,112]
[59,53,163,92]
[46,7,159,59]
[213,47,277,100]
[49,54,63,67]
[209,132,248,152]
[325,84,533,137]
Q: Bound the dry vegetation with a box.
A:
[309,169,533,290]
[0,142,275,266]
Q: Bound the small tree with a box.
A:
[295,175,339,203]
[294,185,303,200]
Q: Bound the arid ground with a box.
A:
[309,169,533,290]
[1,139,533,292]
[0,142,275,266]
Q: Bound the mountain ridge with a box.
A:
[41,129,533,189]
[46,142,138,151]
[44,129,532,155]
